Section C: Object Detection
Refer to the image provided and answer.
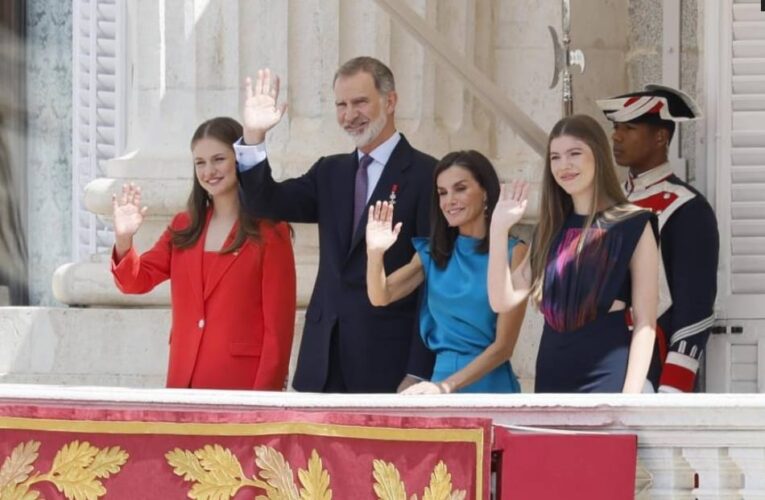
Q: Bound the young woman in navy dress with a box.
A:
[488,115,659,393]
[366,150,528,394]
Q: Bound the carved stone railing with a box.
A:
[1,385,764,498]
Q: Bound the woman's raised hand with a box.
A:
[491,180,529,232]
[366,201,402,255]
[112,183,148,240]
[242,68,288,145]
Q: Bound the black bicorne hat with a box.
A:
[597,84,702,126]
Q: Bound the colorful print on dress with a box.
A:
[541,226,622,332]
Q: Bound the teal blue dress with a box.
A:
[413,235,521,393]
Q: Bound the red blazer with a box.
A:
[112,212,296,390]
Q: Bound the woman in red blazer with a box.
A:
[111,117,296,390]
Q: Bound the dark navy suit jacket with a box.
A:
[238,135,436,392]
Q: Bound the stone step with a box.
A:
[0,306,539,391]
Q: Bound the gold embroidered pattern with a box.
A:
[0,440,129,500]
[371,460,406,500]
[373,460,467,500]
[422,462,466,500]
[165,445,332,500]
[296,450,331,500]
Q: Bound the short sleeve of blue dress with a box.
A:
[412,236,521,393]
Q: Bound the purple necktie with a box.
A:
[353,154,374,232]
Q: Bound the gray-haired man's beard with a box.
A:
[347,111,387,149]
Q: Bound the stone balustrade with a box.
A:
[0,305,544,393]
[1,384,763,498]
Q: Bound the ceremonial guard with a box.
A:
[598,85,720,392]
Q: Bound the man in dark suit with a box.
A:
[235,57,436,393]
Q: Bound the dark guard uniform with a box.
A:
[599,84,720,392]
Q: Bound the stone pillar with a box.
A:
[54,0,242,305]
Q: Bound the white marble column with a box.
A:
[54,0,242,305]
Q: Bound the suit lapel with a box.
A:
[186,212,208,308]
[203,220,244,301]
[347,136,414,255]
[334,152,359,255]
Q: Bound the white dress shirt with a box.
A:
[234,132,402,203]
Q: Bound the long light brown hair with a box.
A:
[170,117,269,253]
[529,114,636,305]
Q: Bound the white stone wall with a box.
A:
[0,307,168,387]
[624,0,704,184]
[572,0,630,122]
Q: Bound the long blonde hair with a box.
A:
[529,114,636,305]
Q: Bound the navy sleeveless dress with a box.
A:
[535,209,658,393]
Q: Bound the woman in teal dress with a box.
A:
[366,150,528,394]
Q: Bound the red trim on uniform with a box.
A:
[655,325,667,363]
[659,361,696,392]
[625,310,633,329]
[631,191,678,213]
